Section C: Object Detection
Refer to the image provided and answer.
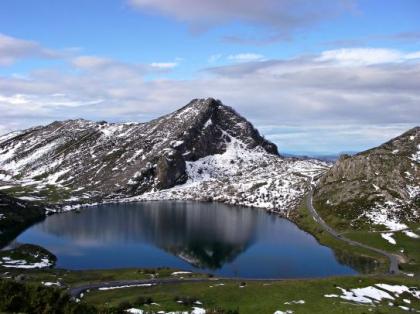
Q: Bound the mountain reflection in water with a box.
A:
[39,202,257,269]
[15,201,358,278]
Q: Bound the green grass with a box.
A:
[344,229,420,275]
[3,267,419,313]
[0,279,95,314]
[293,194,420,277]
[0,267,210,287]
[291,197,388,274]
[306,192,420,276]
[83,276,420,313]
[0,185,37,197]
[1,183,73,204]
[38,184,72,203]
[0,244,56,266]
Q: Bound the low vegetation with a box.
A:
[0,192,45,247]
[0,244,56,269]
[0,279,96,314]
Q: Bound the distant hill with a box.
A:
[314,127,420,231]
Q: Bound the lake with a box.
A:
[13,201,357,278]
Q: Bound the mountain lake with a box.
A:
[11,201,359,278]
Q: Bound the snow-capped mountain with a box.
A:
[0,98,328,212]
[314,127,420,231]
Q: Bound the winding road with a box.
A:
[306,190,400,274]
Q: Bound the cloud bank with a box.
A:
[128,0,354,42]
[0,35,419,154]
[0,33,59,65]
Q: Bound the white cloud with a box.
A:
[227,53,265,63]
[317,48,420,66]
[128,0,354,41]
[71,55,157,78]
[150,62,178,69]
[208,54,223,63]
[405,51,420,60]
[261,124,416,154]
[72,56,113,69]
[1,44,419,154]
[0,33,60,66]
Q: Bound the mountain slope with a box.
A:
[0,192,45,246]
[0,98,327,212]
[132,134,327,213]
[314,127,420,231]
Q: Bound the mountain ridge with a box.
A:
[0,98,325,212]
[314,126,420,231]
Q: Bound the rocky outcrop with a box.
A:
[314,127,420,231]
[156,149,187,189]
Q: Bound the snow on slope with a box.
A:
[130,133,329,214]
[315,127,420,231]
[0,98,328,213]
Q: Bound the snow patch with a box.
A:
[381,233,396,245]
[126,309,144,314]
[325,284,420,304]
[365,205,408,231]
[42,281,61,287]
[128,133,329,213]
[284,300,305,305]
[403,230,419,238]
[98,283,155,291]
[171,271,192,276]
[409,144,420,162]
[0,257,53,269]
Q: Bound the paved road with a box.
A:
[306,190,400,274]
[69,277,288,298]
[69,278,216,298]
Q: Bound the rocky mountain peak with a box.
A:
[165,98,279,159]
[0,98,280,203]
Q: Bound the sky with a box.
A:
[0,0,419,155]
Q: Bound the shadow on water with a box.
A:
[334,249,380,274]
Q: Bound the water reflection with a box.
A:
[39,202,258,269]
[15,201,358,278]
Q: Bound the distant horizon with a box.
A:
[1,0,419,154]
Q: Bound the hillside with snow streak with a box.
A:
[314,127,420,231]
[0,98,328,213]
[132,133,328,214]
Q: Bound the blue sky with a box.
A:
[0,0,419,155]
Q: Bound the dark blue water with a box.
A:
[15,201,357,278]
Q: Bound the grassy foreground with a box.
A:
[81,276,419,313]
[1,269,419,313]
